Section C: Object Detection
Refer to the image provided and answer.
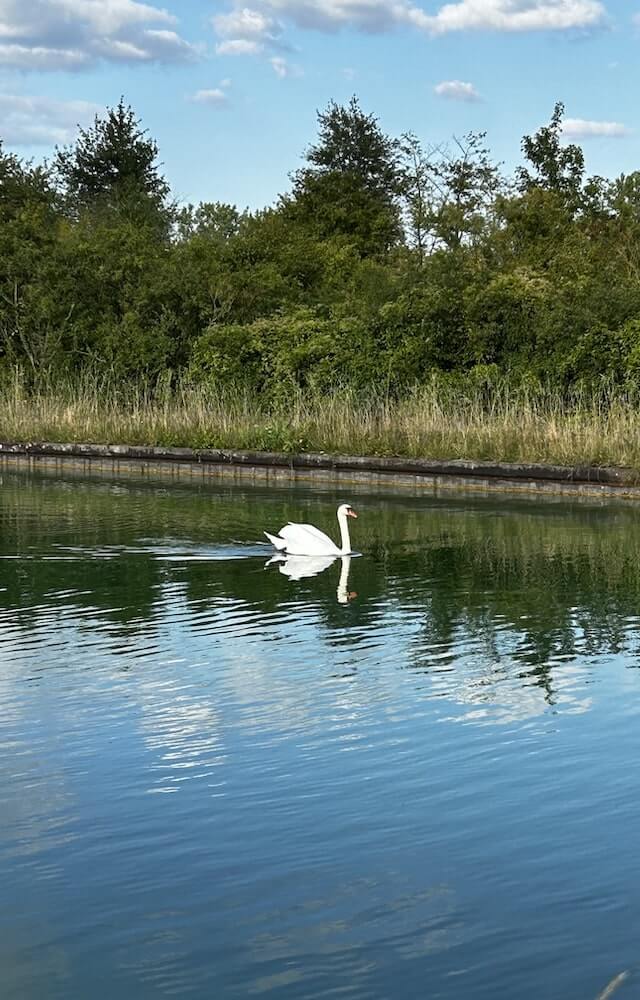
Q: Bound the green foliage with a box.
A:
[3,96,640,410]
[188,307,378,395]
[175,201,247,242]
[54,98,172,232]
[401,131,503,254]
[287,97,403,255]
[517,101,585,209]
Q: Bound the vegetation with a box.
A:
[3,96,640,464]
[5,372,640,470]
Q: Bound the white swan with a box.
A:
[264,503,358,556]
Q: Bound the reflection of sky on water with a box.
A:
[0,564,605,785]
[4,474,640,999]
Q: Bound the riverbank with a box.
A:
[4,441,640,499]
[3,378,640,474]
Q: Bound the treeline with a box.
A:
[3,97,640,394]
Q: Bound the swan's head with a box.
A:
[338,503,358,519]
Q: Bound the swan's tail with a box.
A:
[264,530,287,551]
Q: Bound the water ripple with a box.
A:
[2,472,640,999]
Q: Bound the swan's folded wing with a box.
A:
[280,522,337,555]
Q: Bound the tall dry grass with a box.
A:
[2,370,640,471]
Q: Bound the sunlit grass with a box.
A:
[2,370,640,472]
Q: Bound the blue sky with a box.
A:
[0,0,638,209]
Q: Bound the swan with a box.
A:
[264,503,358,556]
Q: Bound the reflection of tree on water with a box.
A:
[4,473,640,721]
[396,521,640,714]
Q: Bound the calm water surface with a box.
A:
[2,467,640,999]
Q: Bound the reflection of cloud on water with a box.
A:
[1,568,600,761]
[134,675,227,796]
[412,626,594,725]
[440,682,592,727]
[126,580,599,744]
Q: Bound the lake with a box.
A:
[1,466,639,1000]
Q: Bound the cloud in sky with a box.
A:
[212,0,608,55]
[191,88,229,107]
[191,79,232,108]
[270,55,288,76]
[562,117,630,138]
[0,93,99,144]
[216,38,263,54]
[413,0,606,35]
[269,54,302,76]
[434,79,481,101]
[213,5,284,55]
[0,0,199,70]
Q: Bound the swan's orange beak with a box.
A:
[347,509,358,518]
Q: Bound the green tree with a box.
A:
[175,202,247,243]
[517,102,585,208]
[54,99,172,231]
[287,97,403,256]
[0,143,64,375]
[401,131,503,255]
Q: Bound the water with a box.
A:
[1,467,640,1000]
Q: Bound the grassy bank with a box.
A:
[2,374,640,472]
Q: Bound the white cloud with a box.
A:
[562,117,631,138]
[211,0,607,52]
[190,78,232,108]
[216,37,263,54]
[434,79,481,101]
[412,0,607,35]
[0,42,89,67]
[213,4,283,55]
[0,93,99,144]
[270,54,287,75]
[213,6,279,39]
[269,54,301,75]
[262,0,401,32]
[191,88,229,107]
[0,0,199,70]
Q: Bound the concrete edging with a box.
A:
[1,440,640,499]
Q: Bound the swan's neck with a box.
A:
[337,511,351,554]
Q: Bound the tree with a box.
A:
[287,97,403,256]
[0,142,63,375]
[175,202,247,243]
[517,102,584,208]
[54,99,171,231]
[399,132,432,262]
[401,131,503,256]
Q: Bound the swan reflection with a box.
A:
[266,554,358,603]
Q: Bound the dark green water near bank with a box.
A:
[1,470,640,999]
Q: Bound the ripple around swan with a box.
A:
[2,473,640,998]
